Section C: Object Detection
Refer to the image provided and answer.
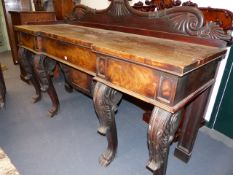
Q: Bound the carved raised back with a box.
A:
[133,0,233,36]
[65,0,231,47]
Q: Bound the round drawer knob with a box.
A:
[64,56,68,61]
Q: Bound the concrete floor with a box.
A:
[0,51,233,175]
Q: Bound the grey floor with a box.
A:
[0,51,233,175]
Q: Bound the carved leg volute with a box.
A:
[93,82,122,167]
[33,54,59,117]
[18,47,41,103]
[147,107,181,175]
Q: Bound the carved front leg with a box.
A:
[147,107,181,175]
[93,82,122,167]
[33,54,59,117]
[18,47,41,103]
[59,64,73,93]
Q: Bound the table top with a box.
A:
[15,24,226,76]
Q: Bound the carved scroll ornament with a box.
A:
[66,0,231,42]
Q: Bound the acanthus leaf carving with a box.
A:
[147,107,182,174]
[65,4,96,21]
[197,21,232,41]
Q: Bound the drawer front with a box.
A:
[96,54,177,105]
[18,32,35,50]
[42,37,97,74]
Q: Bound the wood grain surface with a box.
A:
[15,24,226,76]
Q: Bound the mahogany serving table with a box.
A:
[15,23,226,174]
[14,1,232,174]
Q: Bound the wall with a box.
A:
[81,0,233,9]
[81,0,233,122]
[81,0,138,9]
[0,0,10,52]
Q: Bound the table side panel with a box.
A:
[174,60,219,105]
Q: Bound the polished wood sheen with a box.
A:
[14,1,232,175]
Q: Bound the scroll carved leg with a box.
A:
[18,47,41,103]
[147,107,181,175]
[59,64,73,93]
[33,54,59,117]
[93,82,122,167]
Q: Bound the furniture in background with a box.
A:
[8,11,56,63]
[15,1,232,175]
[1,0,32,64]
[1,0,56,83]
[0,63,6,108]
[9,11,56,82]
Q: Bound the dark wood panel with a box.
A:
[52,0,73,20]
[0,63,6,108]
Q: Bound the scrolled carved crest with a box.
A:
[108,0,131,16]
[65,4,96,21]
[158,7,232,42]
[66,0,232,42]
[162,8,204,36]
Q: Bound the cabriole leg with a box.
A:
[147,107,181,175]
[18,47,41,103]
[33,54,59,117]
[93,82,122,167]
[59,63,73,93]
